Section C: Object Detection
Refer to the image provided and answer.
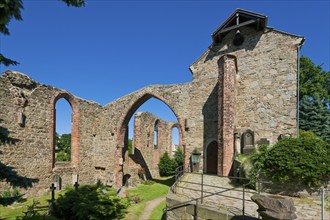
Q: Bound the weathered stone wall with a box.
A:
[191,27,302,146]
[122,112,178,186]
[0,18,303,196]
[0,71,101,196]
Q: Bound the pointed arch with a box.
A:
[50,91,80,169]
[113,92,185,188]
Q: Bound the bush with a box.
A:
[158,152,177,176]
[299,129,320,139]
[237,144,270,187]
[263,137,330,188]
[52,184,129,220]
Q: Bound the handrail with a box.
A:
[165,166,258,219]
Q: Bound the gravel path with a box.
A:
[139,196,166,220]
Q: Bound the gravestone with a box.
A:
[53,175,62,190]
[241,129,254,154]
[259,138,270,145]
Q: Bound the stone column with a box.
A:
[218,55,237,176]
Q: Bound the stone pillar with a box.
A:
[218,55,237,176]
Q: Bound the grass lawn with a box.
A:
[0,190,66,220]
[124,176,174,220]
[0,177,174,220]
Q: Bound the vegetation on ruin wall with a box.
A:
[240,131,330,188]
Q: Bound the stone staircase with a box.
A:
[166,173,329,220]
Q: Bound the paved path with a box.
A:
[139,196,166,220]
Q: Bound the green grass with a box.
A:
[124,176,174,220]
[149,200,166,220]
[0,177,175,220]
[0,190,65,220]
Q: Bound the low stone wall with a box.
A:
[166,196,255,220]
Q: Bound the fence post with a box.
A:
[242,184,245,216]
[201,173,204,204]
[321,188,324,220]
[194,199,198,220]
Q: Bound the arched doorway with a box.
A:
[206,141,218,174]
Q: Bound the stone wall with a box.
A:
[122,112,178,186]
[0,15,303,196]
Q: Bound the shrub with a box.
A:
[299,129,320,139]
[262,137,329,188]
[52,184,129,220]
[158,152,177,176]
[237,144,270,187]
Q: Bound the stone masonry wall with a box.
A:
[122,112,177,186]
[0,20,303,196]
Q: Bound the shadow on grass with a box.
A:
[152,176,175,187]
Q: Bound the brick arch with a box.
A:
[50,91,80,169]
[113,92,185,188]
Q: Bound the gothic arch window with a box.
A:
[154,120,159,149]
[171,125,180,156]
[51,92,80,169]
[55,98,72,162]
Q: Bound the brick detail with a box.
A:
[218,55,237,176]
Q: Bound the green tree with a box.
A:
[158,152,177,176]
[173,148,183,167]
[300,56,330,105]
[300,95,330,142]
[0,0,85,66]
[56,133,71,161]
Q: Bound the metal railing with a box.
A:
[320,187,330,220]
[165,166,258,219]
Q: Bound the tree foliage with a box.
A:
[173,148,183,167]
[299,95,330,142]
[0,0,85,66]
[300,56,330,105]
[56,133,71,161]
[158,152,177,176]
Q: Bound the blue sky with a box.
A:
[1,0,329,139]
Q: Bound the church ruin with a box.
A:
[0,9,304,196]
